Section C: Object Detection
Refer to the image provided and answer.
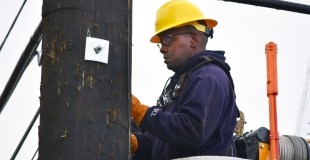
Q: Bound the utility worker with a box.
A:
[131,0,239,159]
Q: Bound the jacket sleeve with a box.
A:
[132,131,153,160]
[139,65,234,148]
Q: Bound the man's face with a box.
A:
[158,27,196,72]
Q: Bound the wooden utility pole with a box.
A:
[40,0,132,159]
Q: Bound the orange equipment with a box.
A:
[265,42,280,160]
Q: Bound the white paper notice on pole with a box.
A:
[85,37,109,64]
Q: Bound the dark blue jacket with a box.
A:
[133,50,238,160]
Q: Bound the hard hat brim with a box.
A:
[150,19,218,43]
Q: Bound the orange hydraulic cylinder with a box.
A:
[265,42,280,160]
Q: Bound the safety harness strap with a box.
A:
[173,55,235,99]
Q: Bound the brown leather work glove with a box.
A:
[131,95,148,125]
[131,134,138,153]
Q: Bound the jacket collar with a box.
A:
[173,50,230,78]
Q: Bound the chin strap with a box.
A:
[208,28,214,39]
[197,20,214,39]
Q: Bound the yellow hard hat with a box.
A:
[150,0,218,43]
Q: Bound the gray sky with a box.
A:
[1,0,310,159]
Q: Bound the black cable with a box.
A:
[221,0,310,15]
[10,107,40,160]
[0,20,42,114]
[0,0,28,52]
[31,148,38,160]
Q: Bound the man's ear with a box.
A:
[190,33,199,47]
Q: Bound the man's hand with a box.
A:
[131,95,148,125]
[131,134,138,153]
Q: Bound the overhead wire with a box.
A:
[31,148,38,160]
[0,20,42,114]
[221,0,310,15]
[0,0,28,52]
[10,107,40,160]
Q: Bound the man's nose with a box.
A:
[159,46,168,54]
